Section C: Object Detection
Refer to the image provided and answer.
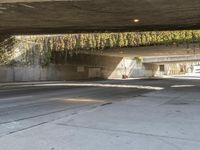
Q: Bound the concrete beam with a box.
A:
[1,0,200,34]
[0,0,83,3]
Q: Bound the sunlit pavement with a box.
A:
[0,78,200,150]
[162,73,200,80]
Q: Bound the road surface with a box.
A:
[0,78,200,150]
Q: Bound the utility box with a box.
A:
[88,68,101,78]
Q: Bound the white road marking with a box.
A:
[36,83,164,90]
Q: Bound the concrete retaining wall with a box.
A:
[108,58,154,79]
[0,64,108,82]
[0,54,125,82]
[0,57,155,82]
[0,65,86,82]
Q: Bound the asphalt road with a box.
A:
[0,79,158,136]
[0,78,200,150]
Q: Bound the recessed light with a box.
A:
[133,19,140,23]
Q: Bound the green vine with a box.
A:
[1,30,200,66]
[134,57,143,64]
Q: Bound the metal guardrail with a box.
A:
[143,55,200,63]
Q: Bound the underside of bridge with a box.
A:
[1,0,200,34]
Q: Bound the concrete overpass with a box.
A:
[1,0,200,34]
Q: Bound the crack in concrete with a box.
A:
[100,102,112,106]
[156,138,182,150]
[57,123,200,143]
[0,104,100,139]
[0,105,89,125]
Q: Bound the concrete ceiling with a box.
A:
[1,0,200,35]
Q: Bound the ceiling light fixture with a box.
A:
[133,19,140,23]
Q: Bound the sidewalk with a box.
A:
[161,73,200,80]
[0,77,161,88]
[0,81,63,88]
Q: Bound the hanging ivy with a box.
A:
[1,30,200,66]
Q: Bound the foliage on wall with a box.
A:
[134,57,143,64]
[0,36,17,64]
[1,30,200,66]
[18,30,200,51]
